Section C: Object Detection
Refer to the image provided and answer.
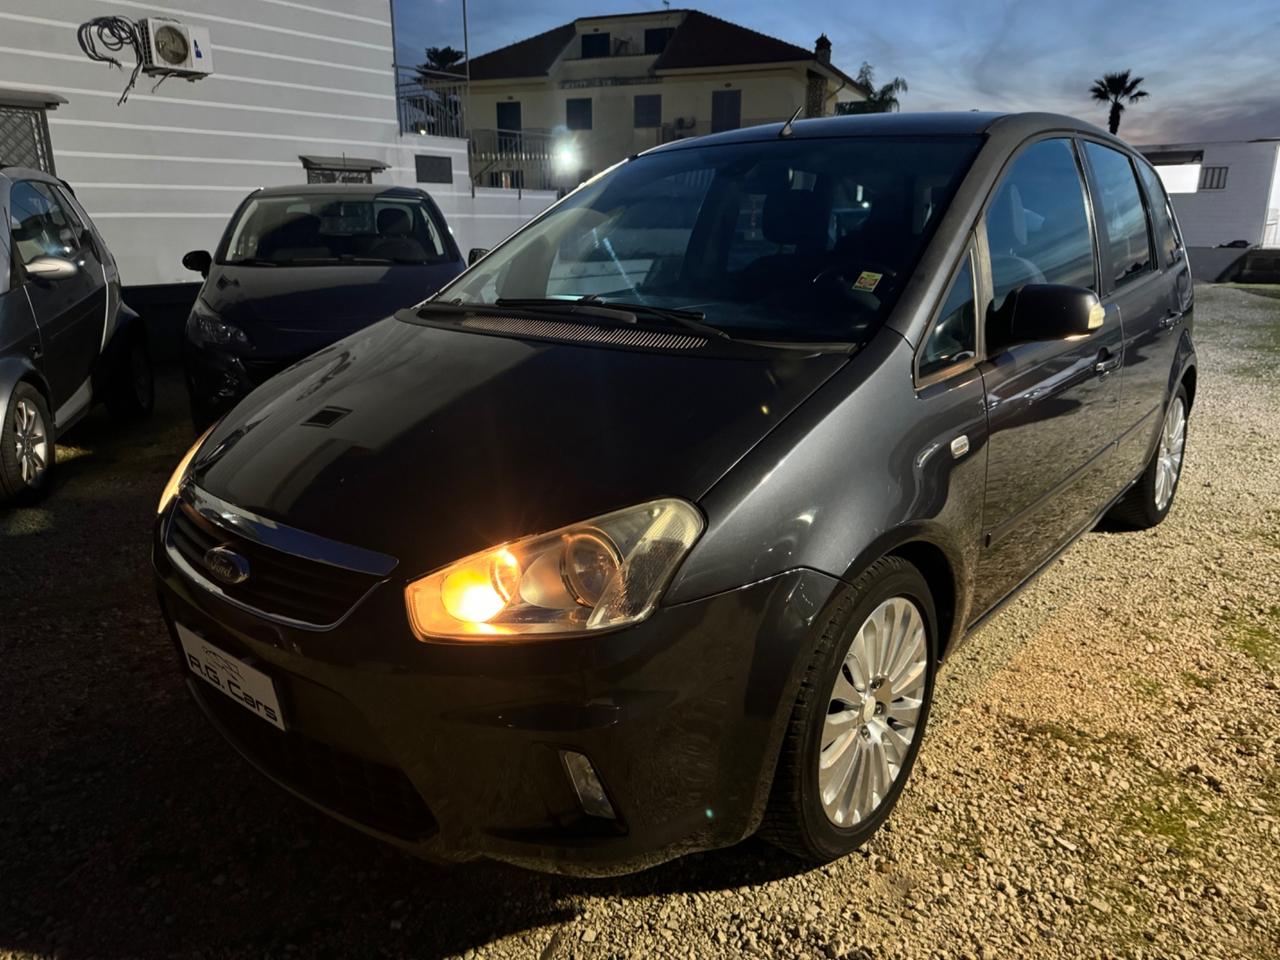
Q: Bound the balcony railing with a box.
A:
[468,128,556,191]
[397,67,467,139]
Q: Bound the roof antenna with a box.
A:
[779,104,804,138]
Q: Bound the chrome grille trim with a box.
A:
[183,484,397,576]
[458,315,707,350]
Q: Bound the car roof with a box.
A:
[249,183,432,199]
[645,111,1120,154]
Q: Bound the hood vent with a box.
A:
[458,315,707,351]
[301,405,352,428]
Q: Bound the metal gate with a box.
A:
[0,105,56,173]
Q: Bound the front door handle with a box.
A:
[1094,350,1121,376]
[1158,311,1182,331]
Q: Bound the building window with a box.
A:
[0,103,56,174]
[645,27,674,54]
[306,167,372,184]
[414,154,453,184]
[634,94,661,129]
[566,98,592,130]
[711,89,741,133]
[1199,166,1229,190]
[581,33,610,58]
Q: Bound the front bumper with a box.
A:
[153,511,840,876]
[182,341,298,425]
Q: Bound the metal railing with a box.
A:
[397,66,467,140]
[468,127,556,191]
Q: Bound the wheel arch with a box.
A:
[1180,362,1197,413]
[0,355,55,440]
[840,525,969,664]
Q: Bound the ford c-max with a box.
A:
[153,112,1196,876]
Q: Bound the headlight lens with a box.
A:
[189,300,251,348]
[406,498,704,640]
[157,424,215,514]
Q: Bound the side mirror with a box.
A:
[467,247,489,266]
[1006,284,1105,343]
[25,256,79,281]
[182,250,213,277]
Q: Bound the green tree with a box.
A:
[836,62,908,115]
[415,45,465,82]
[1090,70,1149,135]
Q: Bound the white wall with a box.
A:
[1147,140,1280,248]
[0,0,553,284]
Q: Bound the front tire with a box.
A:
[762,555,936,863]
[1,383,55,504]
[1106,385,1188,530]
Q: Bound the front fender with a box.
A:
[667,331,987,653]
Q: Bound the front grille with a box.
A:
[168,502,381,626]
[198,684,436,841]
[459,314,708,350]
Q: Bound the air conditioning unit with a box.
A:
[139,18,213,78]
[673,117,695,131]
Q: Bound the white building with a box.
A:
[0,0,555,297]
[1140,139,1280,252]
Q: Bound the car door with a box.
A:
[971,137,1124,616]
[8,179,106,417]
[1081,141,1189,487]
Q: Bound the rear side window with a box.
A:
[985,138,1096,312]
[1083,142,1154,286]
[919,252,977,379]
[1136,160,1182,267]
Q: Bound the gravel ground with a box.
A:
[2,284,1278,960]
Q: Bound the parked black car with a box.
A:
[154,113,1196,876]
[1,165,153,504]
[180,184,465,428]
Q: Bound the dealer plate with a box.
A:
[177,624,285,731]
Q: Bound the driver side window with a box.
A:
[984,139,1096,316]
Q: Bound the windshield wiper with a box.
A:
[225,257,280,267]
[494,296,730,340]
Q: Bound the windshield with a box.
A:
[438,135,982,342]
[220,193,452,266]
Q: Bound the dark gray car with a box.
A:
[153,112,1196,875]
[0,165,153,503]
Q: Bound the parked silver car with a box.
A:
[0,165,153,503]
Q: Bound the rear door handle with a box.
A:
[1158,311,1182,331]
[1094,351,1121,376]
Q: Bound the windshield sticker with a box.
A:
[854,271,883,292]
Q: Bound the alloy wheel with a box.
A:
[818,596,928,827]
[13,397,49,488]
[1154,396,1186,512]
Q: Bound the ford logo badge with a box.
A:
[204,545,250,585]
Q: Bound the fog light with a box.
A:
[561,750,616,819]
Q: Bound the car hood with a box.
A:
[203,262,464,355]
[191,316,848,579]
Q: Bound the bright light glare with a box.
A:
[441,567,506,623]
[157,425,215,514]
[553,142,580,175]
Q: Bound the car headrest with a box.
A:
[377,207,411,237]
[988,182,1028,251]
[762,190,828,254]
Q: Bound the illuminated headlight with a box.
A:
[189,300,251,349]
[157,423,216,514]
[405,499,703,640]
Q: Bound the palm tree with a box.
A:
[836,62,908,115]
[414,45,465,83]
[1090,70,1149,135]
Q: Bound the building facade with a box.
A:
[0,0,554,291]
[1142,139,1280,249]
[456,10,868,188]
